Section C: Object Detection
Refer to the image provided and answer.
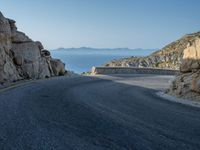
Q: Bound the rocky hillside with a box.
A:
[105,31,200,70]
[169,37,200,100]
[0,12,65,84]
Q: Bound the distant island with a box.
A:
[53,47,157,52]
[50,47,157,74]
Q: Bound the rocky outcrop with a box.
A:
[0,12,66,84]
[50,59,65,76]
[104,30,200,100]
[91,67,178,75]
[105,32,200,70]
[169,38,200,100]
[180,39,200,73]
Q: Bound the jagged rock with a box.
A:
[180,60,193,73]
[13,55,24,66]
[180,38,200,73]
[105,31,200,70]
[192,73,200,93]
[12,31,32,43]
[38,57,52,78]
[41,49,51,57]
[8,19,17,30]
[0,12,20,83]
[35,41,44,50]
[8,19,17,37]
[0,12,12,51]
[0,11,66,84]
[0,48,20,82]
[169,38,200,100]
[50,59,65,76]
[11,42,51,79]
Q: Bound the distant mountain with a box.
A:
[53,47,157,51]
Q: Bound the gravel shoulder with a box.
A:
[157,92,200,108]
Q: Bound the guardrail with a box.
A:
[91,67,179,75]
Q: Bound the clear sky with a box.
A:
[0,0,200,49]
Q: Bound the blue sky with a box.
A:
[1,0,200,49]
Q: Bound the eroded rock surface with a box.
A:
[0,12,66,84]
[50,59,66,76]
[169,38,200,100]
[105,32,200,70]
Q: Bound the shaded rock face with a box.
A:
[0,12,66,83]
[105,32,200,70]
[50,59,65,76]
[12,42,52,79]
[0,12,20,83]
[169,38,200,100]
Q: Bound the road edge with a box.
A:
[156,91,200,108]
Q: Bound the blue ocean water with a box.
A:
[50,48,156,74]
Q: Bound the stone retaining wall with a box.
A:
[91,67,179,75]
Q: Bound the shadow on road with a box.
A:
[0,74,200,150]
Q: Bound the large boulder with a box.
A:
[169,37,200,100]
[11,42,51,79]
[13,55,24,66]
[41,49,51,58]
[0,11,66,84]
[50,59,65,76]
[180,39,200,73]
[191,72,200,93]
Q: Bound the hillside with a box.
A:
[168,37,200,100]
[105,31,200,70]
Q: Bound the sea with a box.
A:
[50,48,157,74]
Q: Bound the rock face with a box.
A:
[0,12,66,84]
[105,32,200,70]
[104,30,200,100]
[180,39,200,73]
[50,59,65,76]
[169,37,200,100]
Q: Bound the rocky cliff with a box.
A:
[0,12,65,84]
[105,31,200,100]
[105,31,200,70]
[169,37,200,100]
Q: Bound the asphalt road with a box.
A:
[0,75,200,150]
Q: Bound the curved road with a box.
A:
[0,75,200,150]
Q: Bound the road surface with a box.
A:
[0,75,200,150]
